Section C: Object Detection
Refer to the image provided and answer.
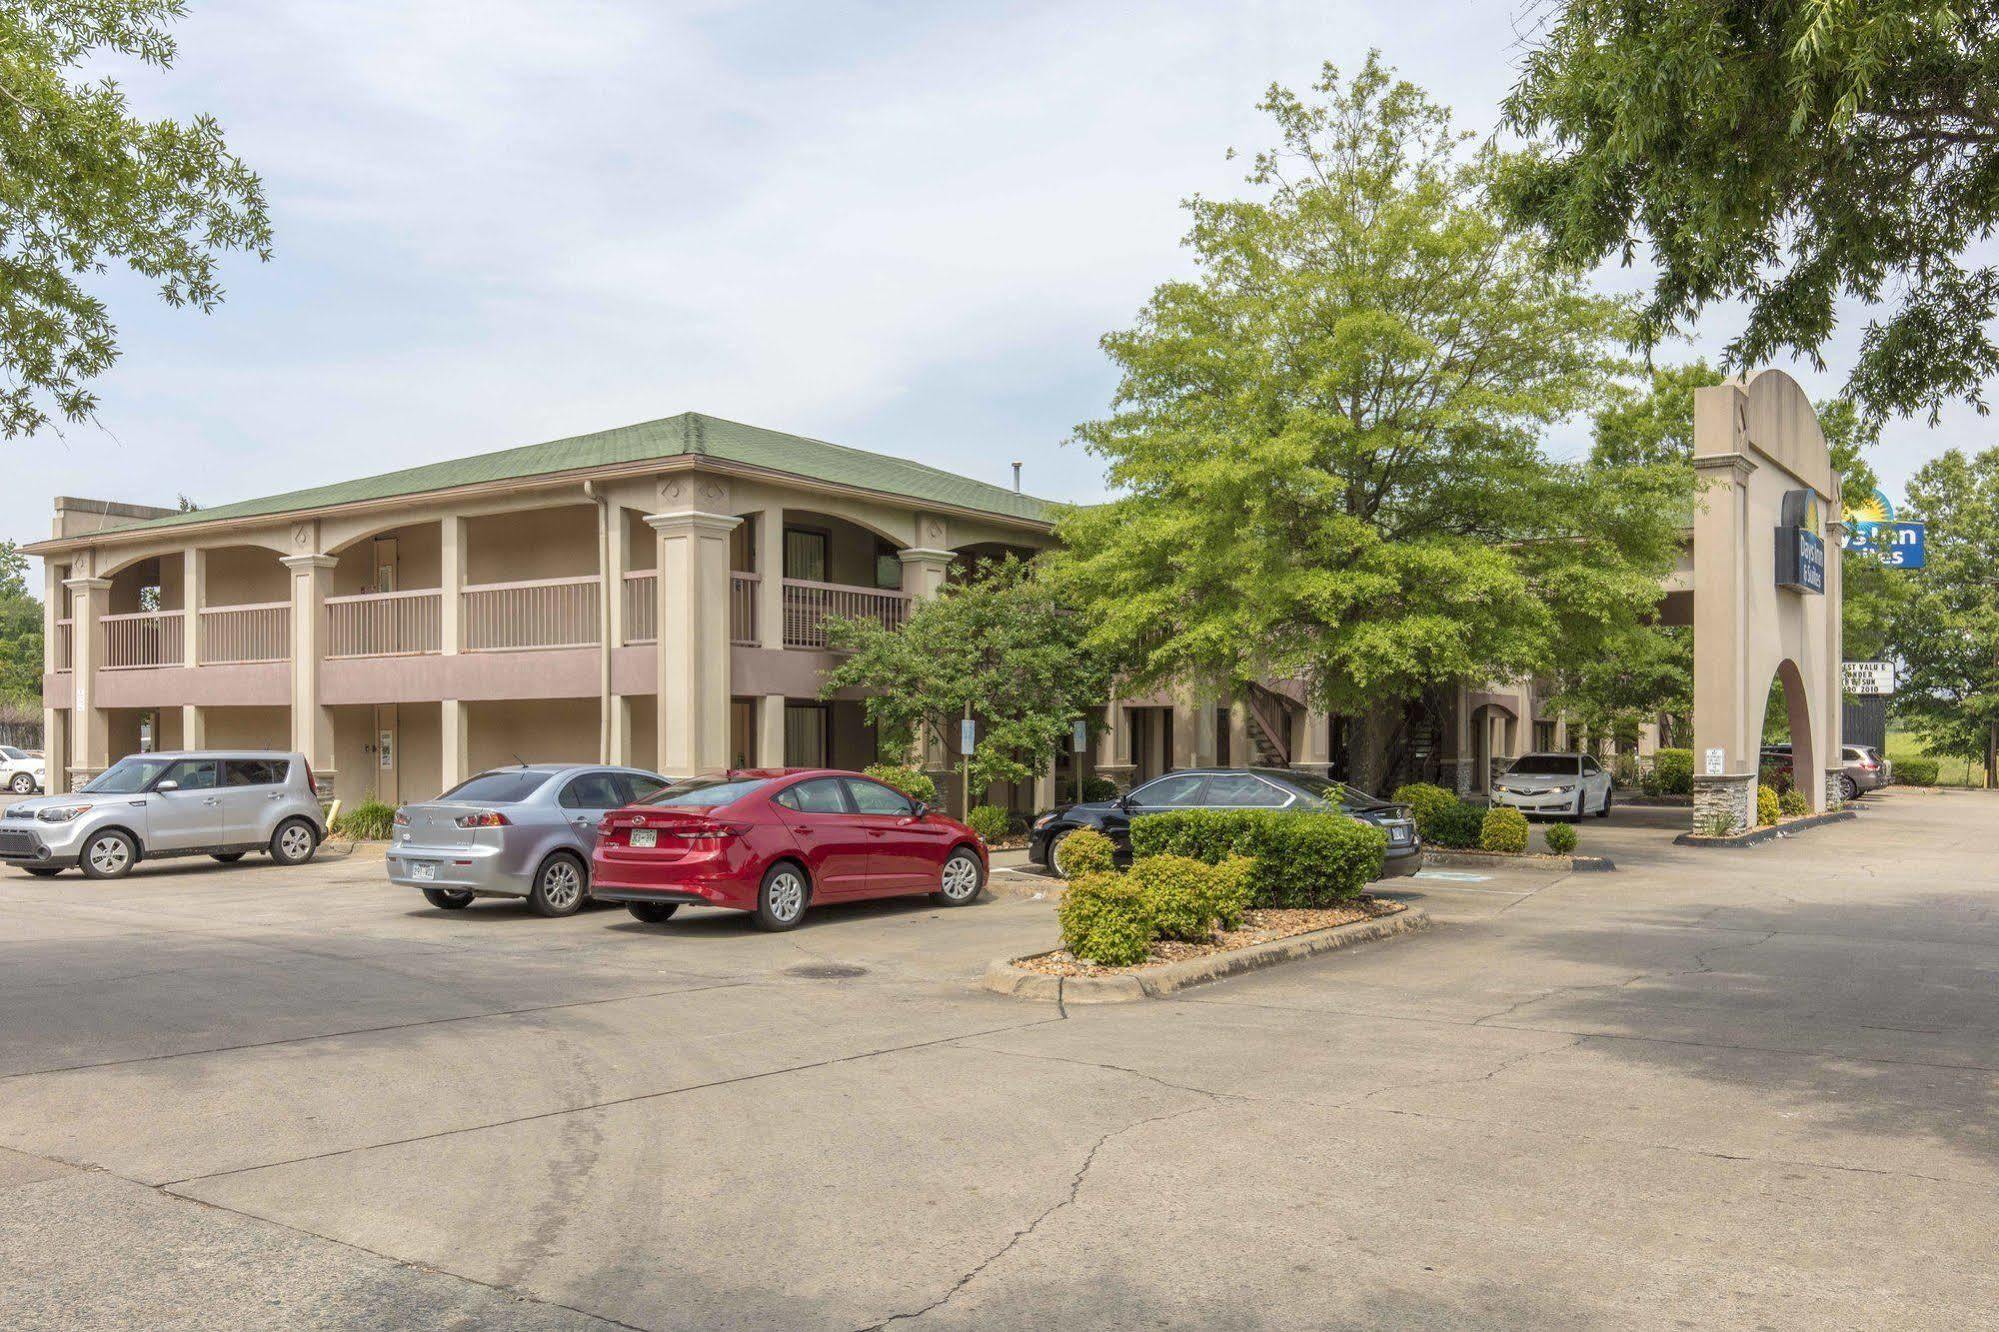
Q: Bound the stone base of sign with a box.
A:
[1674,807,1856,847]
[1692,774,1756,837]
[1824,769,1846,812]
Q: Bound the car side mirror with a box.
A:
[156,779,179,793]
[910,802,928,820]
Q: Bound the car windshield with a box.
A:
[81,756,176,794]
[644,776,772,808]
[0,747,23,760]
[441,770,552,804]
[1508,755,1581,775]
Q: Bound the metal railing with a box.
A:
[730,572,761,645]
[327,589,442,658]
[103,610,186,669]
[464,575,599,652]
[622,571,656,644]
[53,620,72,672]
[199,602,291,664]
[782,578,909,649]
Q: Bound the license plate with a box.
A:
[629,829,657,848]
[409,860,436,881]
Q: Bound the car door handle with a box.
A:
[203,797,220,807]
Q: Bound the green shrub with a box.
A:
[1646,749,1694,796]
[1057,871,1153,966]
[1779,788,1809,817]
[1391,782,1458,838]
[1081,775,1121,802]
[333,799,396,841]
[1756,784,1781,827]
[1052,827,1117,878]
[1543,821,1578,855]
[1127,808,1385,907]
[1479,805,1530,854]
[863,764,937,805]
[1758,763,1793,795]
[1898,757,1939,786]
[1427,800,1486,849]
[1611,753,1639,787]
[966,804,1010,843]
[1131,854,1227,943]
[1207,855,1255,930]
[1700,808,1737,837]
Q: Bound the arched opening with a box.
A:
[1754,658,1817,817]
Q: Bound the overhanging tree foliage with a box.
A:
[1053,56,1686,791]
[0,540,43,704]
[820,559,1111,807]
[1502,0,1999,426]
[0,0,271,436]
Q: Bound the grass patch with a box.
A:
[1884,726,1987,788]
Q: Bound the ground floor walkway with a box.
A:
[0,789,1991,1328]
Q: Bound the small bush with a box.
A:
[1052,827,1117,878]
[1700,808,1737,837]
[1646,749,1694,796]
[1128,808,1385,907]
[1391,782,1458,838]
[1898,757,1940,786]
[1758,763,1793,795]
[1756,784,1781,827]
[1131,854,1227,943]
[1611,753,1639,787]
[1543,821,1578,855]
[1479,806,1530,854]
[966,804,1010,843]
[334,799,396,841]
[1779,788,1809,817]
[1081,775,1121,802]
[863,764,937,805]
[1057,871,1153,966]
[1427,801,1486,849]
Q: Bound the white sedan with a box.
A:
[0,746,46,795]
[1489,752,1614,820]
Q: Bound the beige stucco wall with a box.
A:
[205,546,290,608]
[332,522,443,595]
[466,506,597,584]
[466,697,598,772]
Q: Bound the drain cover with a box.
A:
[785,963,868,979]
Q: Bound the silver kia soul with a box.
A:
[0,751,326,880]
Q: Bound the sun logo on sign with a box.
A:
[1848,488,1896,525]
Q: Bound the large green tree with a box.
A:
[1053,56,1685,791]
[1888,448,1999,784]
[1503,1,1999,425]
[821,559,1111,811]
[0,0,270,436]
[0,540,43,704]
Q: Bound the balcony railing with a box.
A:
[327,589,442,658]
[464,576,598,652]
[200,603,290,664]
[103,610,186,669]
[622,571,656,645]
[730,572,760,645]
[53,620,72,672]
[782,578,909,649]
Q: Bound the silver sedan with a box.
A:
[388,764,672,916]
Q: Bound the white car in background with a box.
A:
[0,747,45,795]
[1489,752,1615,820]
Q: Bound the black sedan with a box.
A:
[1028,767,1422,880]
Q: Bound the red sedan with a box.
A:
[589,769,988,930]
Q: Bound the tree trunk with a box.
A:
[1343,698,1403,796]
[1986,721,1996,791]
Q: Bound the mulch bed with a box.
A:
[1016,897,1405,978]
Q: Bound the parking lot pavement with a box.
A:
[4,788,1999,1329]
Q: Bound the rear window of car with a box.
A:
[1508,754,1581,775]
[442,771,553,803]
[644,777,771,808]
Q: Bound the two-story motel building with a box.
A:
[28,411,1645,809]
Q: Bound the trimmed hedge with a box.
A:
[863,764,937,805]
[966,804,1010,842]
[1131,854,1254,942]
[1543,821,1578,855]
[1756,784,1781,827]
[1391,782,1458,838]
[333,799,396,841]
[1479,805,1529,854]
[1128,808,1385,907]
[1081,775,1121,802]
[1646,748,1693,796]
[1427,801,1486,849]
[1057,872,1152,966]
[1898,757,1940,786]
[1052,827,1116,878]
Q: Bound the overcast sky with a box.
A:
[14,0,1986,546]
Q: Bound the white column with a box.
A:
[758,694,786,767]
[182,548,205,666]
[282,554,338,797]
[648,509,742,774]
[757,503,785,649]
[1227,698,1252,768]
[601,503,625,764]
[898,546,955,600]
[181,705,206,750]
[1171,684,1218,768]
[440,515,466,656]
[1298,705,1333,777]
[608,695,633,767]
[441,699,469,791]
[63,574,111,787]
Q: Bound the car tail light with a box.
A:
[676,820,743,841]
[1861,759,1879,771]
[454,810,510,828]
[392,809,409,827]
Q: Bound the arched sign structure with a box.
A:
[1690,370,1844,833]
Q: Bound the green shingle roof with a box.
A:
[81,411,1053,537]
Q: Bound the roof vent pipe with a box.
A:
[1011,462,1022,493]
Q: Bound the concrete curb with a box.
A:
[1674,807,1857,847]
[1421,849,1616,873]
[982,905,1431,1005]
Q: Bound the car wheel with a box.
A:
[78,829,136,881]
[9,773,32,793]
[527,853,587,918]
[1597,788,1612,819]
[1840,774,1858,802]
[626,901,679,924]
[270,818,319,866]
[21,866,62,878]
[423,888,475,910]
[753,862,809,931]
[211,851,247,863]
[934,847,984,906]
